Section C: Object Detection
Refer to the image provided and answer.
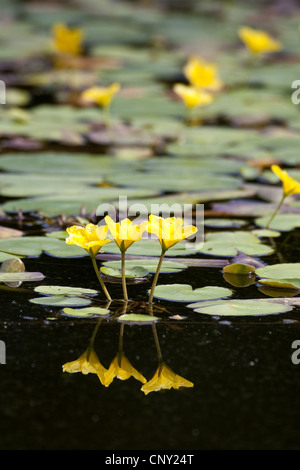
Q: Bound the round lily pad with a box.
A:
[0,272,45,282]
[100,266,149,279]
[117,313,160,324]
[34,285,99,296]
[190,299,293,316]
[150,284,232,302]
[223,263,255,274]
[62,307,110,318]
[102,259,186,274]
[29,295,92,307]
[256,263,300,280]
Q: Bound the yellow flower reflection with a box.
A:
[238,26,282,55]
[173,83,213,109]
[146,214,197,252]
[104,352,147,387]
[183,56,222,91]
[63,346,107,385]
[52,23,84,56]
[271,164,300,197]
[66,223,111,257]
[141,361,194,395]
[81,83,121,109]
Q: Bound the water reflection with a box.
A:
[62,306,194,394]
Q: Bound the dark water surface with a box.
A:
[1,254,300,450]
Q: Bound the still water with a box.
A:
[1,254,300,450]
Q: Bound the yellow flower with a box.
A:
[66,223,111,256]
[62,347,107,385]
[146,214,198,252]
[141,361,194,395]
[238,26,282,54]
[81,83,121,108]
[103,352,147,387]
[183,56,222,91]
[105,216,147,253]
[271,164,300,197]
[173,83,213,109]
[52,23,84,56]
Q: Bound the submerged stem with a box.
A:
[148,250,166,305]
[91,255,111,302]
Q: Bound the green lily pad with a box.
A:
[100,266,149,279]
[199,231,274,257]
[29,295,92,307]
[259,278,300,290]
[204,218,247,228]
[256,263,300,280]
[101,239,198,257]
[223,263,256,275]
[102,259,187,274]
[255,214,300,232]
[150,284,232,302]
[34,285,99,296]
[190,299,293,316]
[117,313,160,324]
[0,272,45,282]
[62,307,110,318]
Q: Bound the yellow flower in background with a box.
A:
[271,164,300,197]
[183,56,222,91]
[103,352,147,387]
[105,216,147,253]
[146,214,198,252]
[66,223,111,256]
[141,361,194,395]
[62,347,107,385]
[81,83,121,108]
[238,26,282,54]
[52,23,84,56]
[173,83,213,109]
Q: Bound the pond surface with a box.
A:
[1,254,300,450]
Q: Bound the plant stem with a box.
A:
[152,323,163,362]
[265,193,285,229]
[121,251,128,302]
[91,255,111,302]
[148,249,166,304]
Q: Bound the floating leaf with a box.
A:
[102,258,187,274]
[190,299,293,316]
[34,285,99,296]
[204,218,247,228]
[29,295,92,307]
[150,284,232,302]
[259,278,300,290]
[255,214,300,232]
[62,307,110,318]
[117,313,160,324]
[223,263,255,275]
[199,231,274,257]
[0,258,25,273]
[100,266,149,279]
[223,272,256,288]
[256,263,300,280]
[0,272,45,282]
